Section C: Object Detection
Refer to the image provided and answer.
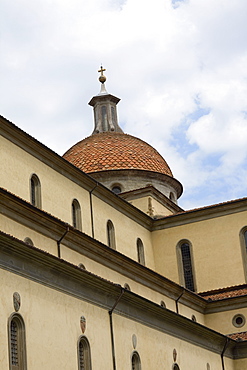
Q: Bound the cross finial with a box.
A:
[98,65,106,84]
[98,65,106,75]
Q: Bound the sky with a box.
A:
[1,0,247,210]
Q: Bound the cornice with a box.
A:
[204,294,247,314]
[120,185,184,214]
[90,168,183,198]
[2,187,247,316]
[88,93,120,106]
[153,197,247,231]
[89,183,153,229]
[0,187,205,312]
[0,231,246,359]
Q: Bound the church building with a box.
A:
[1,67,247,369]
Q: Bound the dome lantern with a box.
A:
[88,66,123,135]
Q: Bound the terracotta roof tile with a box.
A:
[227,331,247,341]
[63,132,173,176]
[199,284,247,301]
[155,196,247,220]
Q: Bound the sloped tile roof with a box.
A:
[199,284,247,301]
[227,331,247,341]
[63,132,173,176]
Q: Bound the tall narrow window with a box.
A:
[177,241,196,292]
[78,336,92,370]
[169,192,176,202]
[244,230,247,253]
[111,106,116,126]
[101,106,107,131]
[131,351,141,370]
[30,174,41,208]
[107,220,116,249]
[72,199,82,231]
[8,314,27,370]
[137,238,145,266]
[240,228,247,280]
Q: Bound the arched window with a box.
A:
[111,185,122,194]
[124,283,131,291]
[78,336,92,370]
[111,106,116,126]
[107,220,116,249]
[191,314,197,322]
[240,228,247,280]
[131,351,141,370]
[169,192,176,202]
[72,199,82,231]
[30,174,41,208]
[177,241,196,292]
[160,300,166,308]
[24,237,34,246]
[137,238,145,266]
[101,106,107,131]
[172,364,180,370]
[8,314,27,370]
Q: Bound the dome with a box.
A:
[63,132,173,177]
[62,67,183,202]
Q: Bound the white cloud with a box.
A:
[1,0,247,209]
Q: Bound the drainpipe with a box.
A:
[89,183,98,238]
[175,289,184,314]
[221,337,229,370]
[56,226,70,258]
[108,287,125,370]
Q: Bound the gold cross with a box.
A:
[98,66,106,76]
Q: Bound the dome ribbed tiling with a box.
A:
[63,132,173,176]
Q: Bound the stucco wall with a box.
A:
[0,136,92,236]
[61,244,177,312]
[91,195,155,268]
[0,267,236,370]
[1,136,157,269]
[130,196,174,217]
[205,307,247,335]
[152,211,247,292]
[113,314,225,370]
[0,269,113,369]
[0,214,57,255]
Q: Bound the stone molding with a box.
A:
[0,232,247,359]
[120,185,184,214]
[2,187,247,314]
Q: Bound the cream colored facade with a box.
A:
[1,86,247,369]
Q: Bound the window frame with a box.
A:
[77,335,92,370]
[72,199,82,231]
[8,313,27,370]
[111,184,122,195]
[240,227,247,281]
[169,192,176,202]
[101,105,107,131]
[177,239,196,292]
[24,237,34,246]
[131,351,141,370]
[136,238,145,266]
[30,174,41,208]
[106,220,116,249]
